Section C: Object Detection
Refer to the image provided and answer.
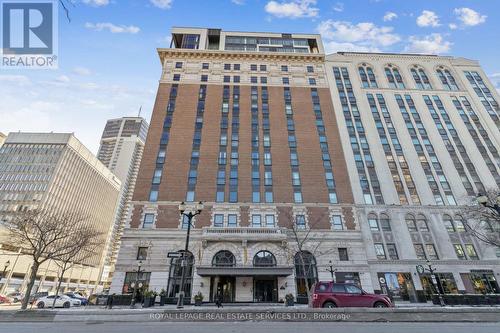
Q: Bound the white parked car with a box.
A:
[36,295,81,309]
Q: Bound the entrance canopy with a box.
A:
[196,266,293,277]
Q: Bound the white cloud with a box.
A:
[85,22,140,34]
[454,8,486,27]
[56,75,71,83]
[231,0,245,4]
[383,12,398,22]
[150,0,173,9]
[417,10,440,27]
[0,75,31,86]
[404,33,451,54]
[317,20,400,53]
[333,2,344,12]
[265,0,319,19]
[449,23,458,30]
[82,0,109,6]
[73,67,92,76]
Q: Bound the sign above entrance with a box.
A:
[167,252,183,258]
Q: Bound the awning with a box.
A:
[196,266,294,277]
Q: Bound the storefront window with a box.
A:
[378,272,417,302]
[420,273,458,300]
[122,271,151,294]
[466,271,500,294]
[166,251,194,303]
[335,272,360,286]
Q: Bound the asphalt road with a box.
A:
[1,322,499,333]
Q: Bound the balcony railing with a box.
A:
[201,227,286,240]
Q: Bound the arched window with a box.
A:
[379,213,391,231]
[253,250,276,267]
[443,214,455,232]
[166,251,194,303]
[294,251,318,304]
[368,213,379,231]
[405,213,417,232]
[358,64,378,88]
[454,215,466,232]
[385,65,405,89]
[436,67,459,90]
[411,67,432,90]
[416,214,429,232]
[212,250,236,267]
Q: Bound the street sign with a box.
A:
[416,265,425,274]
[167,252,183,258]
[431,274,437,284]
[379,277,386,284]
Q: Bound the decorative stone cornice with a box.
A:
[158,48,325,63]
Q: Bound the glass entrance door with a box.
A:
[210,276,235,303]
[253,276,278,302]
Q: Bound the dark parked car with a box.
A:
[65,293,88,306]
[309,282,393,308]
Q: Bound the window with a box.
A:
[173,74,180,81]
[294,192,303,203]
[331,215,343,230]
[223,75,230,83]
[186,191,195,202]
[224,63,231,70]
[201,75,208,82]
[251,76,258,84]
[216,191,224,202]
[265,192,273,203]
[309,78,316,85]
[414,243,426,260]
[338,248,349,261]
[233,64,240,70]
[454,216,465,232]
[465,244,479,259]
[250,64,257,71]
[294,252,318,302]
[386,244,399,260]
[143,213,154,228]
[282,77,290,85]
[166,251,193,299]
[345,285,362,294]
[295,215,306,229]
[406,214,417,232]
[368,214,379,231]
[152,169,162,184]
[443,215,455,232]
[374,243,386,259]
[175,62,183,68]
[149,190,158,202]
[260,77,267,84]
[181,215,190,229]
[214,214,224,227]
[252,214,261,227]
[425,244,439,260]
[281,65,288,72]
[233,76,240,83]
[260,64,267,71]
[454,244,466,260]
[306,65,314,73]
[380,214,391,231]
[416,215,429,232]
[265,215,275,228]
[254,250,276,267]
[137,247,148,260]
[212,250,236,267]
[228,214,237,227]
[202,63,209,69]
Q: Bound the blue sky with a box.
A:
[1,0,499,153]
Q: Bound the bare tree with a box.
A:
[461,189,500,248]
[0,210,101,309]
[51,226,103,308]
[281,208,334,302]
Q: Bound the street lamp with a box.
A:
[417,260,445,306]
[177,201,203,309]
[2,260,10,279]
[477,194,500,215]
[326,260,337,282]
[130,260,143,308]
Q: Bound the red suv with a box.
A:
[310,281,393,308]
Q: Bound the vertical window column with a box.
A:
[215,86,230,202]
[283,87,303,204]
[310,88,338,203]
[367,93,420,205]
[423,95,482,194]
[261,86,273,203]
[229,86,240,203]
[333,67,384,205]
[251,86,261,203]
[149,84,179,202]
[185,85,207,201]
[464,71,500,124]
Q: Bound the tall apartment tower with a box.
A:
[0,133,121,294]
[111,27,500,303]
[111,28,360,304]
[97,117,148,285]
[325,53,500,300]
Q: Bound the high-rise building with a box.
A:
[111,27,500,303]
[97,117,149,286]
[0,133,121,294]
[0,132,6,147]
